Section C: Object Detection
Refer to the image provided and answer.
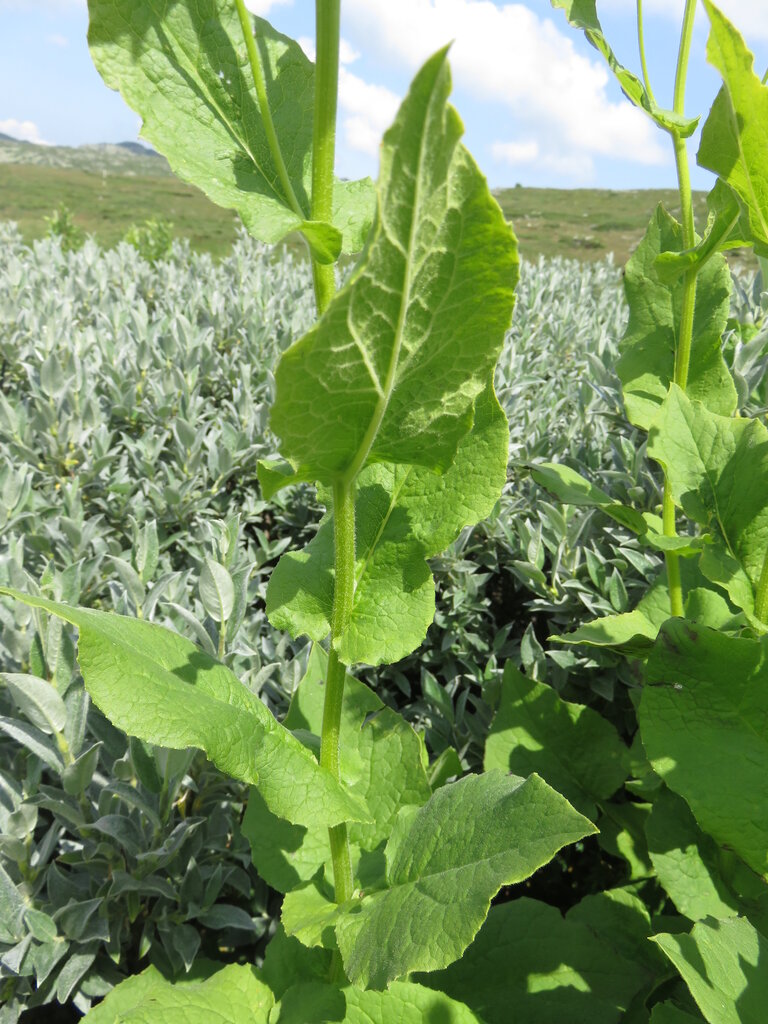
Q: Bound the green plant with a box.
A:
[529,0,768,1018]
[1,1,605,1020]
[122,218,174,264]
[44,205,85,253]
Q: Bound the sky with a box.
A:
[1,0,767,191]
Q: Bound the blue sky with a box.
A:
[1,0,767,190]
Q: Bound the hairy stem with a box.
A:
[234,0,304,220]
[663,0,698,619]
[311,0,342,315]
[321,481,356,905]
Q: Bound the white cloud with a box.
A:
[339,70,400,155]
[492,138,594,182]
[244,0,292,15]
[343,0,668,179]
[46,33,69,46]
[0,119,52,145]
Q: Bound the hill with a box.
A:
[0,138,751,268]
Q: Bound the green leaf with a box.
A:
[483,663,629,818]
[0,589,366,830]
[698,1,768,253]
[273,983,345,1024]
[87,1,373,256]
[334,770,595,988]
[423,896,661,1024]
[653,917,768,1024]
[551,0,698,137]
[655,181,747,283]
[646,787,742,922]
[617,206,736,431]
[199,559,235,622]
[260,925,332,999]
[2,672,67,735]
[267,382,509,665]
[281,880,339,950]
[83,964,274,1023]
[344,981,482,1023]
[647,385,768,619]
[530,462,647,533]
[244,645,430,893]
[641,620,768,878]
[650,1006,705,1024]
[270,50,517,485]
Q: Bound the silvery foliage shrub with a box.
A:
[0,222,763,1018]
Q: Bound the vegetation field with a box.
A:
[0,142,731,265]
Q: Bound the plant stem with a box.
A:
[234,0,304,220]
[663,0,698,619]
[636,0,656,103]
[311,0,341,315]
[321,482,355,904]
[308,0,353,912]
[755,549,768,624]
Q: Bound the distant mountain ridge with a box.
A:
[0,137,171,176]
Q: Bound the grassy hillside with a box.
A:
[0,141,751,267]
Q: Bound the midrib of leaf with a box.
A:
[145,0,284,206]
[708,23,768,241]
[353,467,414,592]
[233,0,306,220]
[340,81,436,488]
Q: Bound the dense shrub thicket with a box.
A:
[0,224,764,1019]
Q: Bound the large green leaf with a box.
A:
[617,206,736,432]
[647,384,768,620]
[266,382,508,665]
[641,620,768,878]
[423,895,662,1024]
[654,917,768,1024]
[483,663,629,818]
[243,646,430,893]
[87,0,373,258]
[0,589,366,830]
[551,1,698,137]
[83,965,274,1023]
[270,49,518,485]
[334,770,595,988]
[344,982,481,1024]
[646,787,742,922]
[698,1,768,253]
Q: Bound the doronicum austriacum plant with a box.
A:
[1,0,768,1020]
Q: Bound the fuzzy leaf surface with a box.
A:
[617,206,735,431]
[244,645,430,893]
[423,896,661,1024]
[0,589,365,830]
[641,619,768,877]
[653,917,768,1024]
[344,982,481,1023]
[87,0,373,256]
[647,385,768,615]
[83,965,274,1023]
[270,50,517,484]
[484,663,629,818]
[698,1,768,252]
[335,770,595,988]
[267,383,508,665]
[646,787,741,922]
